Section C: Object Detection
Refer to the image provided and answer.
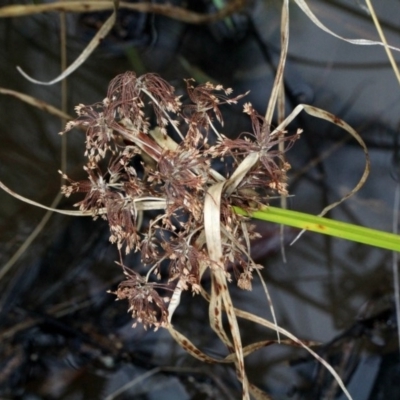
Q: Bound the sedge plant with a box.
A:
[3,1,400,399]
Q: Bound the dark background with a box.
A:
[1,1,400,399]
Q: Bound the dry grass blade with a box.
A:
[220,223,280,341]
[248,384,273,400]
[0,88,72,120]
[167,279,183,323]
[224,339,319,362]
[0,0,246,24]
[0,181,88,216]
[271,103,369,217]
[167,325,223,364]
[365,0,400,85]
[294,0,400,52]
[0,192,63,281]
[204,184,234,349]
[197,284,351,399]
[149,127,179,151]
[234,307,353,400]
[0,181,167,216]
[0,15,72,283]
[204,182,250,399]
[104,367,162,400]
[224,152,259,196]
[302,105,370,217]
[265,0,289,125]
[16,1,119,85]
[167,325,270,400]
[255,268,280,341]
[272,104,369,245]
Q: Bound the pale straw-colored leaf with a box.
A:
[0,181,89,216]
[224,339,319,362]
[204,182,225,263]
[204,182,250,399]
[265,0,289,125]
[234,307,353,400]
[224,152,259,196]
[0,181,166,215]
[0,88,72,120]
[271,103,369,218]
[365,0,400,86]
[221,223,280,343]
[0,192,63,281]
[294,0,400,52]
[149,127,225,182]
[149,127,179,151]
[197,283,351,399]
[167,325,271,400]
[130,198,167,210]
[301,105,369,217]
[16,1,119,85]
[277,74,288,263]
[204,183,232,348]
[167,279,183,323]
[255,268,280,341]
[248,384,273,400]
[166,325,223,364]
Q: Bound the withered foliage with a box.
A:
[60,71,300,330]
[108,266,170,330]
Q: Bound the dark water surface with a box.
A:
[1,1,400,399]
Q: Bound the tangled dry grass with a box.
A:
[2,0,399,399]
[59,70,300,330]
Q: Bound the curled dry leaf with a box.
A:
[16,0,119,85]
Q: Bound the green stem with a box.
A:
[233,206,400,252]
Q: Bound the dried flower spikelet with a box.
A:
[184,78,248,131]
[237,272,252,290]
[269,181,288,195]
[109,270,170,331]
[106,195,140,254]
[162,234,206,291]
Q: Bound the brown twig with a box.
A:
[0,0,247,24]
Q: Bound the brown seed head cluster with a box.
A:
[60,71,300,330]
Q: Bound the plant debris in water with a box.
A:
[60,71,301,331]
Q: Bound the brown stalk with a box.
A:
[0,0,247,24]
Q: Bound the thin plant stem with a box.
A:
[0,192,63,281]
[234,205,400,252]
[104,367,161,400]
[365,0,400,86]
[207,115,223,140]
[60,8,68,176]
[0,10,69,281]
[141,89,184,140]
[392,183,400,351]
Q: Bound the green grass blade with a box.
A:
[233,206,400,252]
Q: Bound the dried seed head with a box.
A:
[61,71,299,330]
[110,268,169,330]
